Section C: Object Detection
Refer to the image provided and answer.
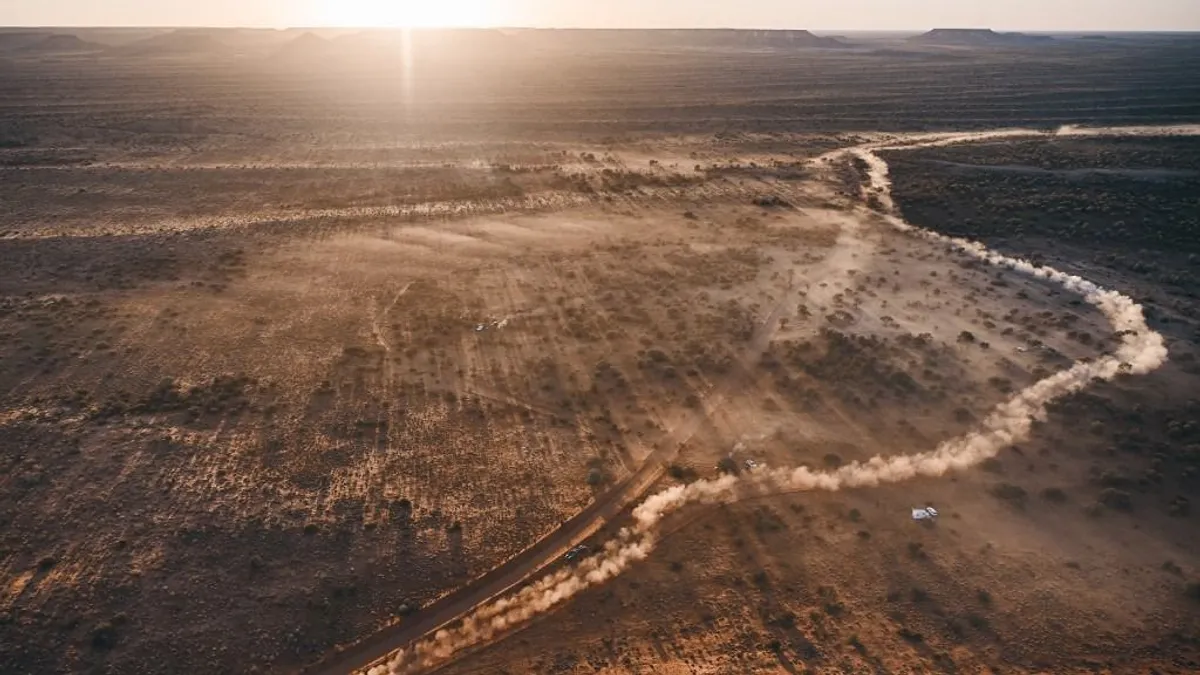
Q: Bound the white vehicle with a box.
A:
[911,506,939,521]
[744,459,759,470]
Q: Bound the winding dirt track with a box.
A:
[303,124,1198,675]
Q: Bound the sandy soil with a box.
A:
[1,35,1198,675]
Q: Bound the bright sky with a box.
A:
[1,0,1197,31]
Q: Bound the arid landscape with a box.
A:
[1,27,1199,675]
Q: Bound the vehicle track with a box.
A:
[307,124,1195,675]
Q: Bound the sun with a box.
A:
[321,0,493,28]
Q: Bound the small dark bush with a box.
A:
[980,457,1004,474]
[1099,488,1133,511]
[717,456,739,475]
[848,634,867,654]
[91,622,118,650]
[1041,487,1068,504]
[990,483,1027,502]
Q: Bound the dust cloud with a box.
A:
[365,128,1174,675]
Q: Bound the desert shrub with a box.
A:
[1162,560,1184,576]
[91,622,118,650]
[1099,471,1136,489]
[585,468,605,486]
[990,483,1027,502]
[898,626,924,643]
[1099,488,1133,511]
[1187,582,1200,602]
[848,634,867,654]
[717,456,739,475]
[958,330,976,343]
[1041,487,1068,503]
[848,508,862,522]
[976,589,993,606]
[980,457,1004,474]
[770,611,797,628]
[667,464,696,481]
[966,613,990,630]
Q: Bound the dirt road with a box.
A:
[302,453,666,675]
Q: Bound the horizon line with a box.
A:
[3,25,1200,33]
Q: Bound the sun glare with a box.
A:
[321,0,493,28]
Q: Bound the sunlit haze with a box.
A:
[1,0,1197,30]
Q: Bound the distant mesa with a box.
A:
[266,28,850,64]
[909,28,1054,47]
[0,31,53,52]
[110,30,229,56]
[269,32,334,62]
[269,28,518,66]
[643,29,850,50]
[21,34,103,53]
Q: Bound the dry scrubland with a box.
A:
[1,30,1199,674]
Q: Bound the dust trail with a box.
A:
[365,126,1180,674]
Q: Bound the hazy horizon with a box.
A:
[1,0,1198,32]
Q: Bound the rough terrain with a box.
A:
[0,28,1198,675]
